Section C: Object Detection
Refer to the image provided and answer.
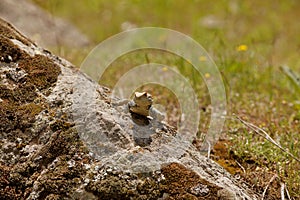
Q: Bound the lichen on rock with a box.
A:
[0,18,261,200]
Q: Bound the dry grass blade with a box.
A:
[280,182,285,200]
[285,184,292,200]
[235,160,246,174]
[262,174,278,200]
[235,115,300,163]
[281,65,300,89]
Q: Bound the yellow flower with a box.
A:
[204,73,210,78]
[259,122,266,128]
[162,67,168,72]
[199,56,207,62]
[236,44,248,52]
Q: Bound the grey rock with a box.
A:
[0,18,261,199]
[0,0,90,49]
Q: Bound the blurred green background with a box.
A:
[34,0,300,66]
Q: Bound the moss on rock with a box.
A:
[0,18,33,46]
[0,36,25,63]
[18,54,61,90]
[0,20,61,135]
[161,163,222,199]
[0,18,260,200]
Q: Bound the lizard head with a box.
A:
[134,92,153,107]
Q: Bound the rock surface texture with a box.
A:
[0,18,261,200]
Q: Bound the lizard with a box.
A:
[112,92,165,121]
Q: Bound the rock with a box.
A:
[0,0,90,49]
[0,18,261,199]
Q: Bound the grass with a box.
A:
[33,0,300,198]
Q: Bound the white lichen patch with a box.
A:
[11,39,42,56]
[0,139,19,164]
[21,144,42,158]
[67,159,76,168]
[0,63,27,89]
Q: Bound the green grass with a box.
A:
[33,0,300,198]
